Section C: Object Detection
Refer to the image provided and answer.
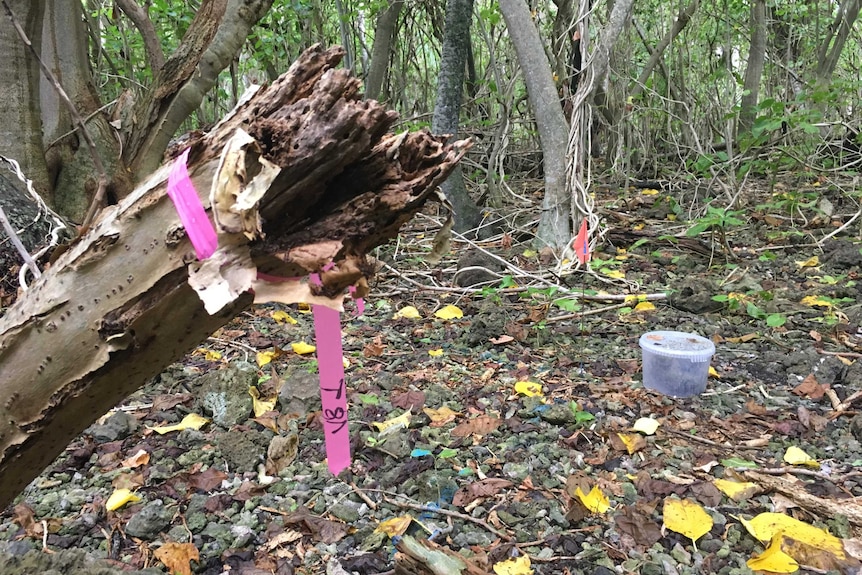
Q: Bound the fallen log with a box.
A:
[0,44,469,509]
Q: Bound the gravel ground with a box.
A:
[3,178,862,574]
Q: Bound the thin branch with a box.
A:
[114,0,166,73]
[1,0,108,230]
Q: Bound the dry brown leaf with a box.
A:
[188,467,228,492]
[793,374,826,399]
[121,449,150,469]
[451,478,513,507]
[154,542,200,575]
[450,415,502,438]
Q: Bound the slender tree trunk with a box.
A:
[364,0,404,101]
[630,0,699,100]
[498,0,570,249]
[431,0,482,234]
[0,0,51,202]
[737,0,766,135]
[815,0,861,83]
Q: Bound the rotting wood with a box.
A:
[0,44,469,509]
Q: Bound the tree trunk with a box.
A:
[0,0,51,202]
[364,0,404,101]
[41,0,129,222]
[498,0,571,250]
[431,0,482,234]
[0,45,470,510]
[815,0,861,84]
[737,0,766,135]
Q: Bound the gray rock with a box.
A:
[539,403,576,425]
[279,367,321,407]
[125,501,173,539]
[86,411,139,443]
[329,503,360,523]
[195,362,257,427]
[215,431,266,472]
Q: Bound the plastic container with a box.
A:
[639,331,715,397]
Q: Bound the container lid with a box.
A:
[639,331,715,361]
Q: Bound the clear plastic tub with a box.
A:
[639,331,715,397]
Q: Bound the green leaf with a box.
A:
[686,222,712,237]
[437,448,458,459]
[766,314,787,327]
[721,457,757,469]
[357,393,380,405]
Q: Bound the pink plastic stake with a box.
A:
[348,285,365,316]
[167,148,218,260]
[312,303,351,474]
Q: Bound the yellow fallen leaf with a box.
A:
[641,188,659,195]
[634,301,655,312]
[196,348,222,361]
[428,348,444,357]
[603,269,626,279]
[616,432,646,454]
[271,310,297,324]
[800,295,833,308]
[663,498,713,543]
[423,406,461,425]
[434,304,464,320]
[291,341,316,354]
[149,413,210,435]
[713,478,759,501]
[375,516,413,537]
[747,533,799,573]
[393,305,421,319]
[249,386,277,417]
[493,555,533,575]
[106,488,141,511]
[632,417,660,435]
[667,214,677,221]
[796,255,819,268]
[575,486,610,514]
[522,249,538,258]
[372,411,412,433]
[256,350,276,367]
[738,512,844,557]
[709,366,720,378]
[783,446,820,468]
[514,381,543,397]
[343,357,350,369]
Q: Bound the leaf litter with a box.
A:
[3,177,862,573]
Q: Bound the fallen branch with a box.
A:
[0,44,469,509]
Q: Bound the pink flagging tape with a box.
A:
[168,150,351,474]
[348,285,365,316]
[167,148,218,260]
[312,303,351,475]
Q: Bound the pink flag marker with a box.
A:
[573,219,591,265]
[312,303,351,474]
[167,149,218,259]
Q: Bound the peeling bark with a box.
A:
[0,45,469,509]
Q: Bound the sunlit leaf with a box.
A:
[434,304,464,320]
[708,366,720,378]
[271,310,297,324]
[800,295,833,308]
[106,488,141,511]
[493,555,533,575]
[783,446,820,468]
[248,386,277,418]
[634,301,655,312]
[372,411,411,433]
[149,413,210,435]
[663,498,713,543]
[747,533,799,573]
[641,188,660,195]
[256,350,276,367]
[291,341,316,354]
[795,256,819,268]
[393,306,421,319]
[713,478,759,501]
[616,432,646,454]
[375,516,413,537]
[575,486,610,514]
[602,269,626,279]
[514,381,543,397]
[737,512,844,557]
[428,348,444,357]
[632,417,660,435]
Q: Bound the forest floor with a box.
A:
[2,174,862,575]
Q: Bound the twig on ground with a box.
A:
[383,495,513,542]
